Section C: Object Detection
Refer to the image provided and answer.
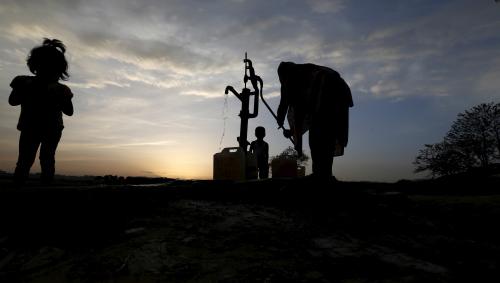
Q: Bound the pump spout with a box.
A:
[225,86,241,101]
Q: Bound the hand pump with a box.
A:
[225,52,262,152]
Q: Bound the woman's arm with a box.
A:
[277,86,289,128]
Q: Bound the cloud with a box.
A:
[1,0,500,181]
[3,24,52,43]
[476,60,500,95]
[1,1,499,103]
[181,90,224,99]
[117,71,182,89]
[370,80,402,98]
[307,0,345,14]
[66,80,130,89]
[63,140,176,150]
[76,32,222,74]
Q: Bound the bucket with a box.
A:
[271,158,298,178]
[297,165,306,177]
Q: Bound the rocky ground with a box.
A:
[0,176,500,282]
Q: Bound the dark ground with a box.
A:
[1,175,500,282]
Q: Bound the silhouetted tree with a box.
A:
[414,102,500,177]
[414,142,472,177]
[491,103,500,156]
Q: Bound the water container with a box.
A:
[271,158,298,178]
[213,147,258,181]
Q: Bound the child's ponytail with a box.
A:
[42,38,66,54]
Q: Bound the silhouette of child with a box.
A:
[250,126,269,179]
[9,38,74,185]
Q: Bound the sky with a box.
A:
[0,0,499,182]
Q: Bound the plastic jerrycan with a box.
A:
[213,147,259,181]
[213,147,246,180]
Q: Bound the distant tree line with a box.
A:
[414,102,500,177]
[94,175,174,185]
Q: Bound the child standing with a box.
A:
[9,38,74,185]
[250,126,269,179]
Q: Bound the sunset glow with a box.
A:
[1,0,499,181]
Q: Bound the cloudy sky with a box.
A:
[0,0,499,181]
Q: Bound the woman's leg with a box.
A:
[309,126,335,179]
